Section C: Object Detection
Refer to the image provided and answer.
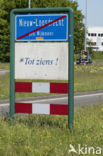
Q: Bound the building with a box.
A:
[87,27,103,52]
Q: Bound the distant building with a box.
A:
[87,27,103,52]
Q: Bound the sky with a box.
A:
[76,0,103,27]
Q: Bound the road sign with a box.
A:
[15,42,68,80]
[15,14,68,41]
[10,8,74,130]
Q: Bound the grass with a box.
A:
[0,73,9,100]
[1,65,103,99]
[92,51,103,62]
[0,63,9,70]
[0,63,103,155]
[0,104,102,156]
[74,65,103,92]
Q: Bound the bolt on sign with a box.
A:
[10,8,74,130]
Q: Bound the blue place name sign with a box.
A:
[15,14,69,41]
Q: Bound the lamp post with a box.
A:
[84,0,87,51]
[28,0,31,8]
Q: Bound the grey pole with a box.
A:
[84,0,87,51]
[28,0,31,8]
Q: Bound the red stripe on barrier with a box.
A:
[50,83,68,94]
[50,104,68,115]
[15,82,68,94]
[15,82,32,92]
[15,103,32,114]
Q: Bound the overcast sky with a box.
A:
[76,0,103,27]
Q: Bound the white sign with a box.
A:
[15,42,68,80]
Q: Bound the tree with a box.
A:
[31,0,85,52]
[87,39,96,54]
[0,8,10,62]
[0,0,85,62]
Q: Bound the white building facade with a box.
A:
[87,27,103,52]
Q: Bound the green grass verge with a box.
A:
[0,104,102,155]
[92,51,103,62]
[1,65,103,99]
[0,73,9,99]
[74,65,103,92]
[0,63,9,70]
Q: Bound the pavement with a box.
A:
[0,91,103,117]
[0,69,103,117]
[0,69,9,76]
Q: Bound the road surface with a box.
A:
[0,91,103,117]
[0,69,9,76]
[0,69,103,116]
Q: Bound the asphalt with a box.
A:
[0,69,9,75]
[0,91,103,117]
[0,68,103,117]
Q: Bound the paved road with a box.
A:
[92,62,103,65]
[15,91,103,106]
[0,91,103,117]
[0,69,9,76]
[0,69,103,116]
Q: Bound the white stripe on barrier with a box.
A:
[15,103,68,115]
[32,82,50,93]
[32,103,50,114]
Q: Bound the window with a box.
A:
[98,33,103,37]
[101,42,103,46]
[88,33,90,36]
[93,42,96,45]
[91,33,96,37]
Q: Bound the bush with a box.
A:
[92,51,103,61]
[74,54,80,62]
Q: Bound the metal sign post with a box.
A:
[10,8,74,130]
[28,0,31,8]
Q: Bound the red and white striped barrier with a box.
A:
[15,103,68,115]
[15,82,68,94]
[15,82,68,115]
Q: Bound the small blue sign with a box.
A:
[15,14,69,41]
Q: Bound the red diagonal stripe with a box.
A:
[17,15,67,40]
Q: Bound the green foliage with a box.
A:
[74,65,103,92]
[0,0,85,62]
[92,51,103,61]
[0,62,9,70]
[86,39,95,55]
[74,54,80,61]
